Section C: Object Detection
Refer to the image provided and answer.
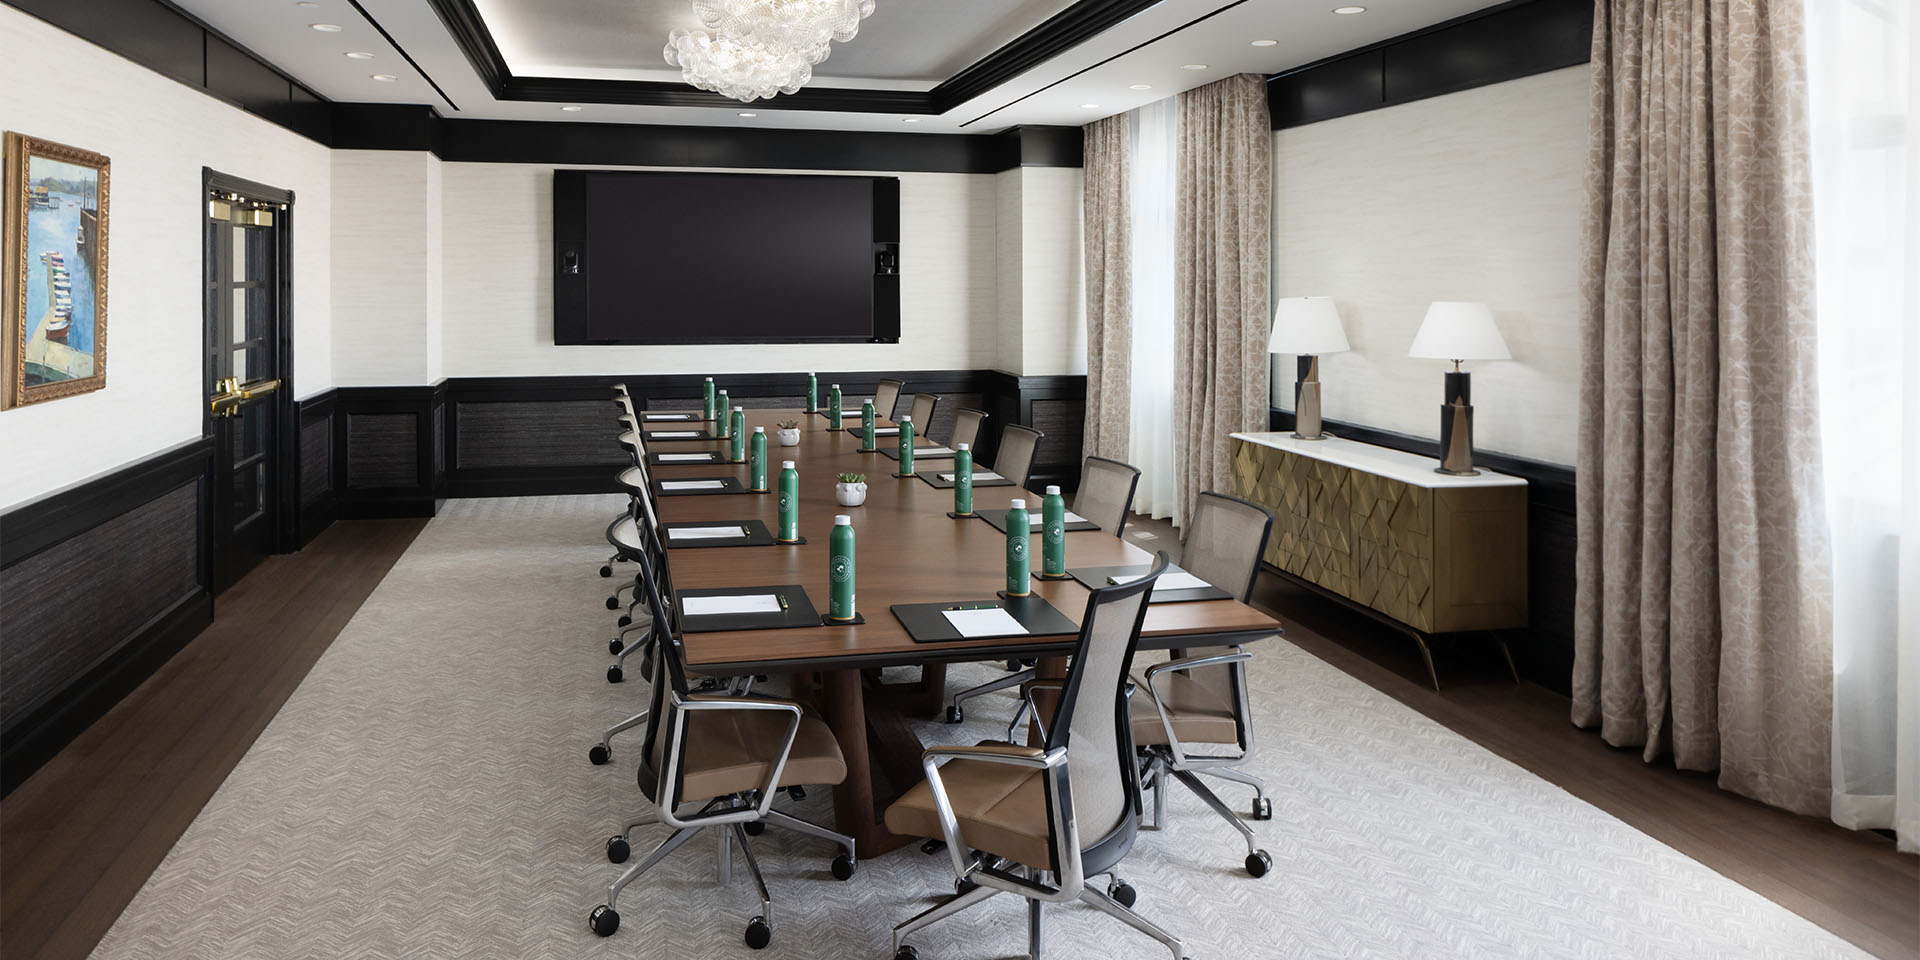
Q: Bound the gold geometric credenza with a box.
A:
[1230,433,1527,687]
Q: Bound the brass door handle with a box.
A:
[209,377,281,418]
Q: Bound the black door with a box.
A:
[204,176,293,592]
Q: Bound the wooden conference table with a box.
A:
[643,406,1281,858]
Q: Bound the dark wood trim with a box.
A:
[332,385,444,520]
[1268,0,1592,129]
[297,391,339,546]
[0,438,214,567]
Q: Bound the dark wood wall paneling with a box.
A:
[332,385,446,518]
[0,439,215,794]
[1269,409,1576,695]
[297,393,338,545]
[1267,0,1593,129]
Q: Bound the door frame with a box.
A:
[202,168,299,586]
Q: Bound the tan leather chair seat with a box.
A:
[1129,669,1239,746]
[884,747,1053,870]
[672,701,847,803]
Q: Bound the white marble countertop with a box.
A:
[1230,432,1527,489]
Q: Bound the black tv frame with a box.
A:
[552,170,901,345]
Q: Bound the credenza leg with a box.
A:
[1411,634,1441,691]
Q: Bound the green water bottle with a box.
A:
[897,416,915,476]
[828,384,843,430]
[716,389,732,438]
[702,377,715,420]
[729,407,746,462]
[749,427,768,491]
[953,442,973,516]
[1041,484,1066,577]
[1004,499,1030,596]
[777,461,799,542]
[861,400,877,451]
[806,372,818,413]
[828,515,856,621]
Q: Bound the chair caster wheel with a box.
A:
[1251,797,1272,820]
[955,877,977,896]
[1245,850,1272,877]
[609,638,625,655]
[617,615,632,628]
[607,666,624,683]
[1005,659,1022,672]
[895,946,919,960]
[606,596,620,610]
[606,835,630,863]
[599,565,613,578]
[588,744,610,765]
[744,821,765,836]
[588,905,620,937]
[831,853,856,881]
[944,706,963,724]
[1108,880,1136,908]
[744,916,772,949]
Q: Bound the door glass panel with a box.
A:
[233,345,249,381]
[230,224,248,282]
[243,285,272,343]
[230,287,249,344]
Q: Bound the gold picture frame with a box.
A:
[2,132,110,409]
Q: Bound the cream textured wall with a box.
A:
[0,5,333,510]
[433,161,1001,379]
[1271,65,1588,466]
[330,150,436,386]
[1017,166,1087,377]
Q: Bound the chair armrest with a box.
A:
[661,694,804,822]
[1142,649,1251,763]
[920,743,1070,883]
[1005,680,1066,744]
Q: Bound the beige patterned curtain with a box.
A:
[1574,0,1834,815]
[1082,114,1132,462]
[1173,74,1271,528]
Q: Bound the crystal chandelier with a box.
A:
[664,29,815,103]
[664,0,877,104]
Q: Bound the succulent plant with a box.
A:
[836,472,866,484]
[776,419,800,429]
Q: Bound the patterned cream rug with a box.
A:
[87,495,1870,960]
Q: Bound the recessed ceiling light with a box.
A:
[901,117,920,123]
[1180,63,1208,71]
[1080,103,1100,109]
[345,51,374,60]
[309,23,342,32]
[738,112,757,117]
[1128,83,1152,90]
[561,106,583,112]
[296,2,317,7]
[1333,5,1367,13]
[370,74,397,82]
[1251,39,1277,46]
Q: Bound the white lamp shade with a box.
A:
[1408,301,1511,361]
[1267,297,1350,355]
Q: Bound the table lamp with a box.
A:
[1408,301,1510,476]
[1267,297,1350,440]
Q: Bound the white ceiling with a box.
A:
[168,0,1507,134]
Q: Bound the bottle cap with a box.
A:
[834,515,851,526]
[734,405,744,411]
[957,442,969,450]
[900,415,911,422]
[782,460,794,469]
[705,376,713,381]
[832,383,840,388]
[1010,499,1026,509]
[754,426,764,433]
[1046,485,1060,496]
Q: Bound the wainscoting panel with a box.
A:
[345,414,419,489]
[300,417,331,504]
[455,399,628,470]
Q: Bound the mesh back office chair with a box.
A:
[944,408,988,452]
[993,424,1045,490]
[1132,491,1279,877]
[885,555,1187,960]
[946,456,1142,724]
[873,379,905,420]
[907,393,940,432]
[589,532,858,948]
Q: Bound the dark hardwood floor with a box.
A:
[0,517,427,960]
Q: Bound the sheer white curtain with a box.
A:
[1809,0,1918,852]
[1128,97,1180,520]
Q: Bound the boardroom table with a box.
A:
[641,406,1283,858]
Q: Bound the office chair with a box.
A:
[1132,491,1278,877]
[885,554,1187,960]
[946,455,1140,724]
[873,378,905,421]
[588,549,857,949]
[907,393,940,432]
[944,407,988,452]
[993,424,1045,491]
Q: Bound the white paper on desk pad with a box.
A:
[1111,571,1214,591]
[661,480,726,490]
[939,471,1003,482]
[1026,511,1088,527]
[912,446,955,456]
[941,607,1028,638]
[651,431,700,438]
[659,453,711,461]
[872,427,900,435]
[683,594,782,616]
[668,525,747,540]
[645,413,692,420]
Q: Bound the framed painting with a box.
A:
[2,132,109,409]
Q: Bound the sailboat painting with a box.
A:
[3,132,110,409]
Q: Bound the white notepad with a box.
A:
[668,525,747,540]
[872,427,900,435]
[661,480,726,491]
[941,607,1028,638]
[1024,511,1088,528]
[682,594,782,616]
[909,446,955,456]
[659,453,712,462]
[1110,571,1214,592]
[645,413,691,420]
[939,471,1003,482]
[650,431,699,438]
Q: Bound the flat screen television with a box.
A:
[552,170,900,345]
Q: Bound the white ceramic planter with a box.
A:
[777,428,801,447]
[835,482,868,507]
